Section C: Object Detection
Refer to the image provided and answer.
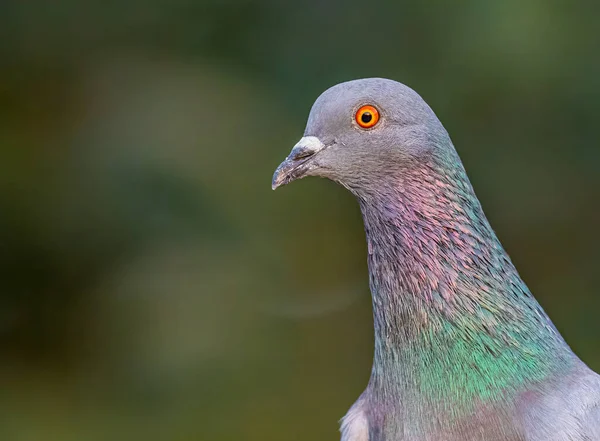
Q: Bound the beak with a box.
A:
[272,136,326,190]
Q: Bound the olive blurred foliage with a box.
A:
[1,1,599,440]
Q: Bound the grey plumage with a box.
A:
[272,78,600,440]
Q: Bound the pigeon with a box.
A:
[272,78,600,441]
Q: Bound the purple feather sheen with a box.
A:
[357,149,568,353]
[349,148,581,436]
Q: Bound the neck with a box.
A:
[356,153,572,406]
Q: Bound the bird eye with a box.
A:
[355,105,380,129]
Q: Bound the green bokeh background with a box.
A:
[1,1,599,440]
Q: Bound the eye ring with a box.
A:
[355,105,380,129]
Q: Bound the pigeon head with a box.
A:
[272,78,451,193]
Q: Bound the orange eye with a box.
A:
[355,105,380,129]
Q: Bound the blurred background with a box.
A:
[1,1,599,440]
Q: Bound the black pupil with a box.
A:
[361,112,372,124]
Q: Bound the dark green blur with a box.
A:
[1,1,599,439]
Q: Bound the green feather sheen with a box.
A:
[362,153,573,419]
